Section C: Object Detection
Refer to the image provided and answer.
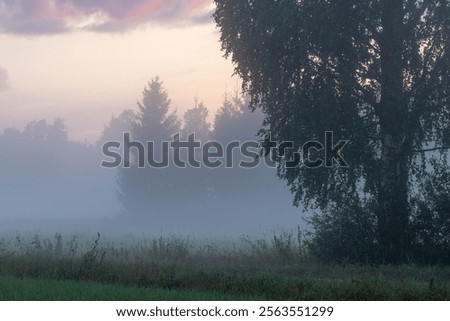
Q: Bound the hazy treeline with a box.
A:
[99,77,301,234]
[0,119,118,219]
[0,78,302,236]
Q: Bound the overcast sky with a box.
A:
[0,0,238,142]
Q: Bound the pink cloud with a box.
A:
[0,0,213,35]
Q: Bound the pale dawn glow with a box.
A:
[0,0,237,142]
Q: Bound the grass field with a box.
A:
[0,233,449,300]
[0,276,262,300]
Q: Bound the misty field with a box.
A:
[0,233,449,301]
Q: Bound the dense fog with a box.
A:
[0,88,305,238]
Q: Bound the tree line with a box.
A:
[0,78,301,235]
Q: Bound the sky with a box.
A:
[0,0,238,143]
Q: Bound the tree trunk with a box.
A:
[377,134,410,263]
[377,0,410,263]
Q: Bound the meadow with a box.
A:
[0,232,449,300]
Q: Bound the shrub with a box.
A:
[411,167,450,264]
[307,199,379,264]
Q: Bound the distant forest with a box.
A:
[0,78,300,236]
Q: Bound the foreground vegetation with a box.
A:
[0,233,449,300]
[0,276,261,301]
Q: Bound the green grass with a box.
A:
[0,273,447,301]
[0,233,449,300]
[0,276,262,301]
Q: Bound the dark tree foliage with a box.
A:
[133,77,180,143]
[411,159,450,264]
[117,78,181,216]
[214,0,450,262]
[307,198,379,264]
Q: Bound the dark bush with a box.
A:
[411,167,450,264]
[307,199,380,264]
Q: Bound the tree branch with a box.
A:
[415,146,450,153]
